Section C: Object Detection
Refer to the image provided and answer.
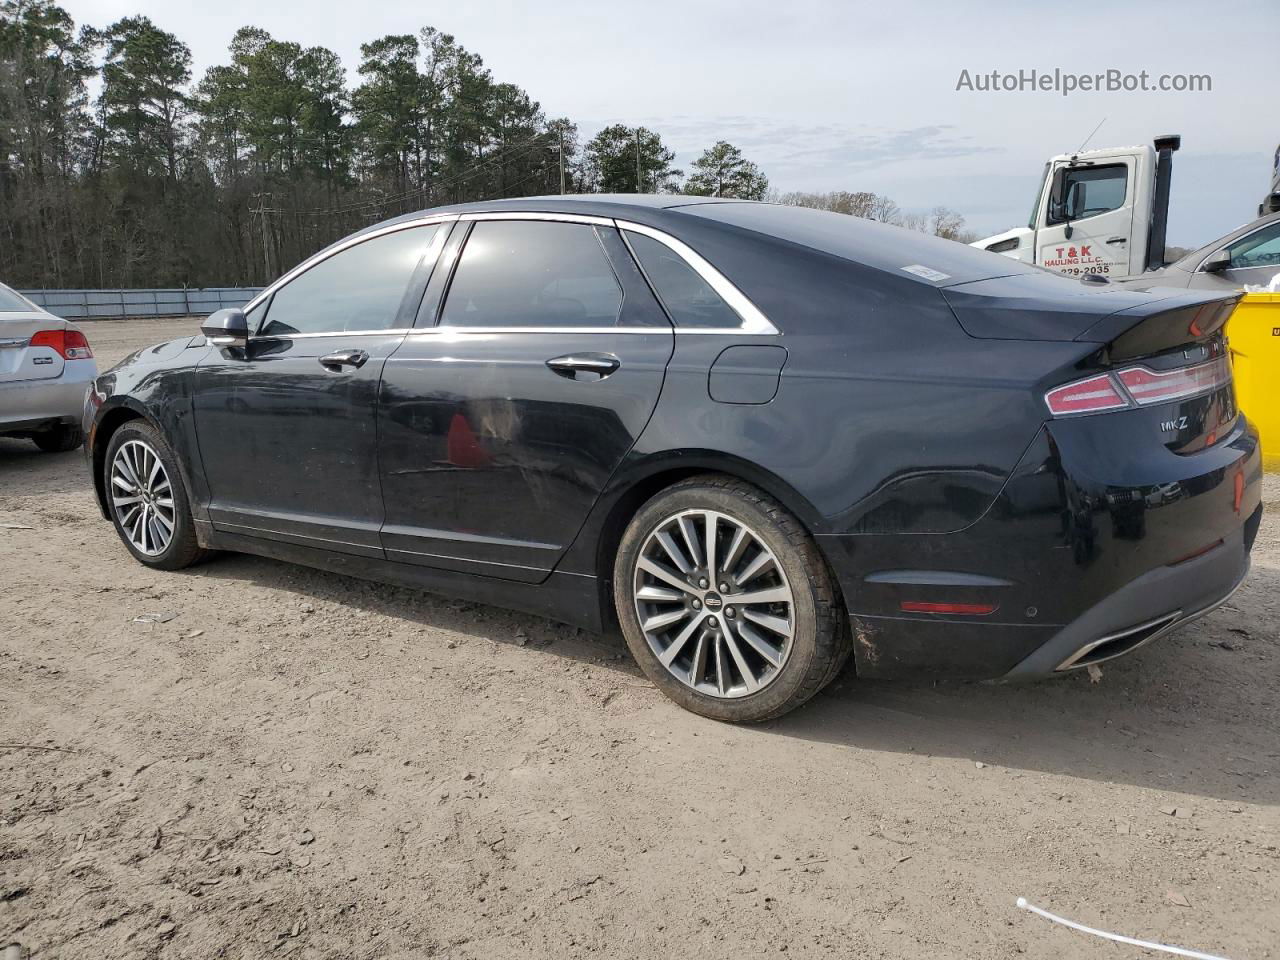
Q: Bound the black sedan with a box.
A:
[84,196,1263,722]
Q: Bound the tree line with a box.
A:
[0,0,974,290]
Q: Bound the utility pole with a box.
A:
[251,192,272,283]
[558,129,566,195]
[635,127,642,193]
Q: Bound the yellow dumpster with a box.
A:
[1228,292,1280,472]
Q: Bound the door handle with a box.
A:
[1106,237,1127,245]
[319,349,369,370]
[546,353,620,381]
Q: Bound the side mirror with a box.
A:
[202,308,249,348]
[1064,181,1085,221]
[1202,249,1231,274]
[1048,168,1068,221]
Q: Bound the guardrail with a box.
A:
[17,288,263,320]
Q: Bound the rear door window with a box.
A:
[625,232,741,329]
[440,220,623,328]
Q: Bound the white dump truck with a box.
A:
[973,135,1182,281]
[974,135,1280,292]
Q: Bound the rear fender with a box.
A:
[555,449,826,583]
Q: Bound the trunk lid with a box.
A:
[0,313,67,383]
[940,271,1237,344]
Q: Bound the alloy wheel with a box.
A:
[632,509,795,698]
[110,439,176,556]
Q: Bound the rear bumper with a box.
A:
[0,360,96,433]
[1001,504,1257,678]
[828,412,1263,680]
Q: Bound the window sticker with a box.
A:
[901,264,951,283]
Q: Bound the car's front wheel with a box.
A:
[614,475,850,722]
[104,421,207,570]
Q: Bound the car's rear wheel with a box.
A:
[32,423,83,453]
[104,421,206,570]
[614,475,850,722]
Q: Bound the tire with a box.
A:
[32,423,83,453]
[613,475,850,722]
[103,420,207,570]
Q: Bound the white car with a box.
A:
[0,283,97,452]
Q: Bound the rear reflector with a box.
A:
[900,601,998,616]
[1169,538,1223,566]
[1046,355,1231,418]
[1044,374,1129,416]
[1115,356,1231,407]
[29,328,93,360]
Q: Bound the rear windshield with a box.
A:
[0,286,35,312]
[682,202,1038,288]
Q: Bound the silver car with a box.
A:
[1124,211,1280,291]
[0,283,97,452]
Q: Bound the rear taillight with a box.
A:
[1045,356,1231,418]
[29,329,94,360]
[1044,374,1129,416]
[1115,356,1230,406]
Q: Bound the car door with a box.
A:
[191,220,448,557]
[377,214,674,582]
[1037,161,1136,278]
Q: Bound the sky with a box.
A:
[63,0,1279,248]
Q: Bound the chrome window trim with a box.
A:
[444,211,776,334]
[242,213,460,316]
[254,328,414,340]
[407,325,668,337]
[459,210,617,227]
[241,208,778,338]
[615,220,778,335]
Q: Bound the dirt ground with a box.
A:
[2,317,1278,960]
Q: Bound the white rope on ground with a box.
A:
[1016,898,1233,960]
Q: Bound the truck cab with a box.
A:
[974,137,1179,282]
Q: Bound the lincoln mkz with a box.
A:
[84,196,1263,721]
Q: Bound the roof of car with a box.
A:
[372,193,737,227]
[325,195,1054,296]
[352,195,1041,291]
